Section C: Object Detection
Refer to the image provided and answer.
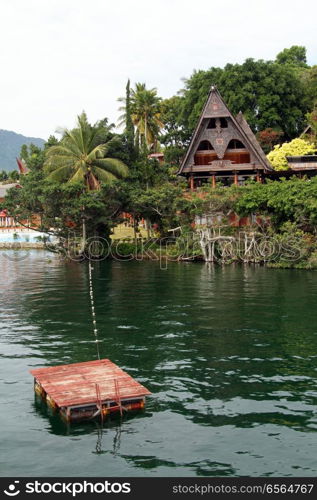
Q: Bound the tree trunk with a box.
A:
[82,218,86,253]
[145,114,148,148]
[133,216,138,244]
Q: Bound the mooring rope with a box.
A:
[88,260,101,360]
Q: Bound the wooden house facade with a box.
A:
[178,86,273,188]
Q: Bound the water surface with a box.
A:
[0,251,316,476]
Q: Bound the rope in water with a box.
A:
[88,260,101,360]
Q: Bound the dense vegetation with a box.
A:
[187,179,317,268]
[1,45,317,266]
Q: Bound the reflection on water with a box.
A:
[0,250,316,476]
[33,393,127,457]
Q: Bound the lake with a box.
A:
[0,250,316,477]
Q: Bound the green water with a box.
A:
[0,251,316,477]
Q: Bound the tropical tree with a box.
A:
[117,80,135,161]
[160,96,189,165]
[275,46,308,68]
[44,112,128,190]
[119,82,163,151]
[179,52,309,139]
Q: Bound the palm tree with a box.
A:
[44,112,128,190]
[118,82,163,151]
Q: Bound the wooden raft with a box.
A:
[30,359,151,422]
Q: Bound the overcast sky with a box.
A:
[1,0,316,139]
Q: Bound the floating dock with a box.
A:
[30,359,151,422]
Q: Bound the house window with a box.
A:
[224,139,250,163]
[195,140,217,165]
[207,119,216,129]
[197,140,214,151]
[228,139,245,149]
[207,118,228,129]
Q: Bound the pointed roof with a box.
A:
[178,86,272,173]
[235,111,272,169]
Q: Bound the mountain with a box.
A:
[0,129,45,171]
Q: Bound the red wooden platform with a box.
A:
[30,359,151,420]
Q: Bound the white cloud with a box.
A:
[0,0,316,138]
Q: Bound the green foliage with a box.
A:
[1,164,126,242]
[119,82,163,152]
[267,138,316,170]
[302,65,317,109]
[160,96,188,165]
[185,177,317,236]
[0,170,8,181]
[19,137,59,173]
[44,112,128,190]
[4,45,317,265]
[9,170,19,181]
[1,119,130,247]
[131,83,163,152]
[181,179,317,267]
[266,222,317,268]
[233,177,317,231]
[178,53,309,140]
[124,80,135,161]
[304,249,317,269]
[275,46,308,67]
[125,182,184,235]
[20,142,45,170]
[111,240,145,258]
[0,169,18,182]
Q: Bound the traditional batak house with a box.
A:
[178,86,273,189]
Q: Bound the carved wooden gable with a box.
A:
[178,86,272,173]
[204,91,230,118]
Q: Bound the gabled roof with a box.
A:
[178,86,272,173]
[235,111,272,170]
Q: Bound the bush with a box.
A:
[267,138,316,170]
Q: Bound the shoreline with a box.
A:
[0,245,316,269]
[0,242,45,249]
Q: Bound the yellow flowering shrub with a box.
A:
[267,138,316,170]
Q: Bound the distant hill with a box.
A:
[0,129,45,171]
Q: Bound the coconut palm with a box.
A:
[118,82,163,151]
[44,112,128,190]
